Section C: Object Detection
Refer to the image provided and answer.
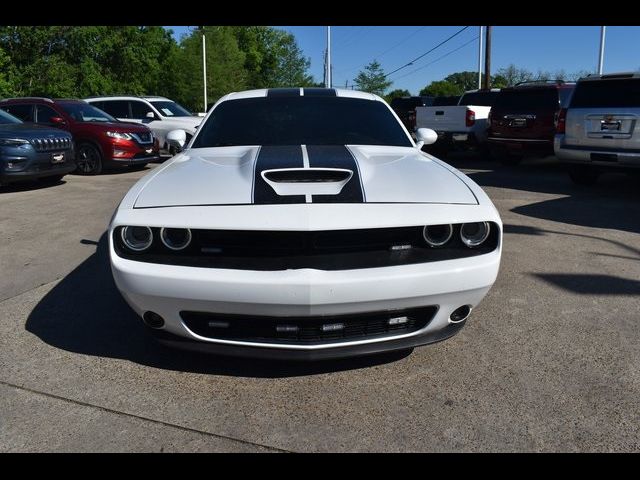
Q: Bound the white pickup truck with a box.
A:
[415,89,500,154]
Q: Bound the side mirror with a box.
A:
[415,128,438,149]
[166,129,187,153]
[145,111,155,119]
[50,116,66,126]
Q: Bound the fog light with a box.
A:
[388,316,408,325]
[143,311,165,329]
[121,226,153,252]
[113,149,129,157]
[449,305,472,323]
[423,224,453,247]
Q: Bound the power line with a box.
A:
[384,26,470,78]
[333,26,428,77]
[391,35,479,81]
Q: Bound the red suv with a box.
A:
[0,98,160,175]
[487,81,575,164]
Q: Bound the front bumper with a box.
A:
[1,152,76,184]
[110,236,500,358]
[108,154,161,166]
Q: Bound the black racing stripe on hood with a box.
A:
[266,88,301,97]
[303,88,337,97]
[306,145,365,203]
[253,145,306,204]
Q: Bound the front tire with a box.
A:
[75,143,103,175]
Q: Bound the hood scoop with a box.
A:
[262,168,353,196]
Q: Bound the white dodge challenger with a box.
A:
[109,87,502,360]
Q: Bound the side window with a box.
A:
[99,100,130,118]
[130,101,155,120]
[36,105,61,124]
[2,104,33,122]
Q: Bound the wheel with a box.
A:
[75,142,103,175]
[129,163,148,171]
[568,167,599,186]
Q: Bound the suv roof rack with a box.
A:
[514,80,567,87]
[584,71,640,80]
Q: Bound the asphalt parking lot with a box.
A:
[1,155,639,452]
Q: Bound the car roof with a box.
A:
[84,95,171,101]
[578,71,640,82]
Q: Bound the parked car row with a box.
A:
[0,95,202,186]
[413,71,640,186]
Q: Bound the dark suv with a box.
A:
[0,98,160,175]
[487,81,575,164]
[390,96,434,132]
[1,108,74,187]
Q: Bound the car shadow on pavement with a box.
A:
[0,177,68,193]
[442,153,640,234]
[25,233,412,378]
[533,273,640,295]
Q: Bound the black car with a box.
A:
[0,108,75,186]
[390,96,434,132]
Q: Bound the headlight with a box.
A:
[423,224,453,247]
[0,138,30,146]
[160,228,192,251]
[121,226,153,252]
[106,131,132,140]
[460,222,490,247]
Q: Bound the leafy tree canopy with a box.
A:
[354,60,392,96]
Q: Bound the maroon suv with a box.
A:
[0,98,160,175]
[487,81,575,164]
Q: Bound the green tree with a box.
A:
[443,71,478,93]
[354,60,392,96]
[495,64,534,87]
[385,88,411,103]
[0,45,17,97]
[419,80,460,97]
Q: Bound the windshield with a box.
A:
[0,109,22,125]
[59,102,117,123]
[150,101,192,117]
[192,97,412,148]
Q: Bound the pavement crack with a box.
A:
[0,380,291,453]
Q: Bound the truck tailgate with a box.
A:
[415,106,467,131]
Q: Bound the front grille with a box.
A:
[130,132,153,144]
[113,224,501,271]
[180,306,437,345]
[31,137,73,152]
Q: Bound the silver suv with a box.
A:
[555,72,640,185]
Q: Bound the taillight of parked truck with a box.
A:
[466,109,476,127]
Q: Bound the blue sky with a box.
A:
[165,26,640,95]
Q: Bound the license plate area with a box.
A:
[600,121,621,131]
[51,152,65,164]
[509,118,527,128]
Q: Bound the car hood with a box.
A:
[133,145,478,208]
[82,121,151,132]
[0,123,73,138]
[159,116,202,128]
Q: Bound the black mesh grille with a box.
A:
[131,132,153,144]
[180,306,437,345]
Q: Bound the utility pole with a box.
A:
[483,26,492,90]
[326,26,332,88]
[477,26,484,89]
[597,26,606,74]
[201,27,207,113]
